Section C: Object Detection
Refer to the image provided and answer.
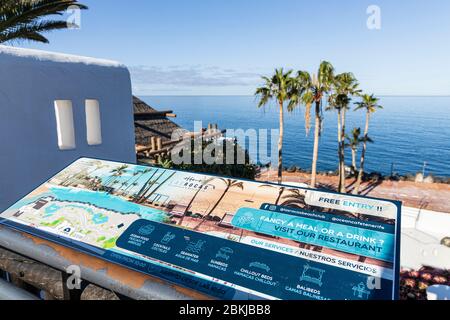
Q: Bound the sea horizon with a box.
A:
[139,94,450,98]
[140,95,450,178]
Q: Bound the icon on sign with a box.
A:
[186,240,205,253]
[299,264,325,287]
[249,261,271,273]
[161,232,175,244]
[236,213,254,226]
[352,282,371,299]
[269,205,277,211]
[138,224,155,236]
[215,247,233,261]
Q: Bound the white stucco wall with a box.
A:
[0,46,136,210]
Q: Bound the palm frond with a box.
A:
[354,94,383,113]
[0,0,88,44]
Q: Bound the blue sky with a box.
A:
[20,0,450,96]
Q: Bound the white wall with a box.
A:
[0,46,136,210]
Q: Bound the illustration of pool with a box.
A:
[14,186,168,223]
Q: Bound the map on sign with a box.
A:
[0,158,401,300]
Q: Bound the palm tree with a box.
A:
[178,177,214,226]
[103,164,128,192]
[193,178,244,230]
[327,92,350,192]
[345,127,373,172]
[0,0,87,44]
[120,170,140,194]
[140,171,176,204]
[134,169,161,201]
[327,72,360,193]
[353,94,383,194]
[258,184,286,205]
[280,189,308,208]
[123,168,151,195]
[293,62,335,188]
[255,68,298,184]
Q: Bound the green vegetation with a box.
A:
[158,138,257,180]
[353,94,383,194]
[257,63,382,194]
[289,62,336,188]
[345,128,373,173]
[102,237,118,249]
[255,69,300,184]
[41,217,64,227]
[0,0,87,44]
[328,72,361,192]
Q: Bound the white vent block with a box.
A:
[54,100,76,150]
[85,99,102,145]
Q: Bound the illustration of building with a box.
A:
[299,264,325,287]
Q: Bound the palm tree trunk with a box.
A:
[140,170,166,201]
[104,175,117,191]
[353,112,370,194]
[114,175,127,193]
[340,108,347,193]
[194,186,230,231]
[125,171,150,194]
[337,110,343,192]
[310,101,321,188]
[178,183,204,226]
[135,169,159,200]
[275,187,285,205]
[122,174,137,190]
[278,100,284,184]
[141,172,176,203]
[123,174,139,193]
[351,148,357,172]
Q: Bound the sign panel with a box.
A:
[0,158,401,300]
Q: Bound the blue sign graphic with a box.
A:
[232,207,395,261]
[116,219,394,300]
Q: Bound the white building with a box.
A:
[0,46,136,210]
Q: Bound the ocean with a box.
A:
[141,96,450,178]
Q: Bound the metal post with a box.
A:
[422,161,427,177]
[150,137,157,151]
[156,138,162,151]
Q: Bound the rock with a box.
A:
[441,237,450,248]
[407,292,416,300]
[287,166,298,173]
[423,175,434,184]
[81,284,119,300]
[415,173,424,183]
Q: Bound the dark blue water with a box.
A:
[141,96,450,177]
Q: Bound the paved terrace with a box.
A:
[257,170,450,213]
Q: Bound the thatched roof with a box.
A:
[133,96,182,146]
